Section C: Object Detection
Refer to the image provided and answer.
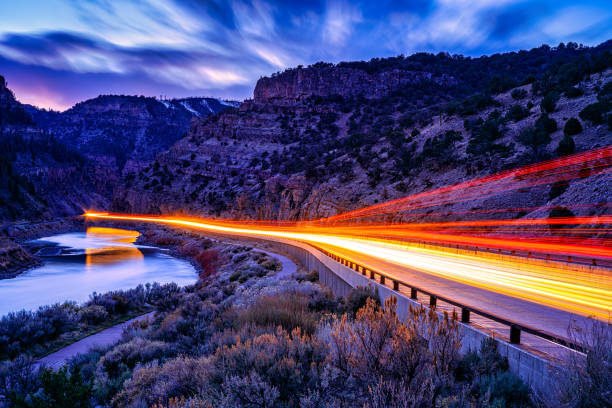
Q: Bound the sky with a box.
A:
[1,0,611,111]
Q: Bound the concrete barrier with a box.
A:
[262,237,563,391]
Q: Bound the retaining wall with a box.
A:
[264,237,562,391]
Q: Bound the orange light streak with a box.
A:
[84,212,612,320]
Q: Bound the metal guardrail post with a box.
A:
[510,325,521,344]
[461,308,470,323]
[410,288,417,299]
[393,280,399,291]
[379,275,385,285]
[429,295,437,309]
[369,270,375,280]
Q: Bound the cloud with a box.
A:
[323,1,363,47]
[0,0,610,109]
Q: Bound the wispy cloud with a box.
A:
[323,1,363,47]
[0,0,610,110]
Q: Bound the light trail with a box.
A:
[318,146,612,223]
[82,146,612,340]
[85,212,612,320]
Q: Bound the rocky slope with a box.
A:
[113,42,612,222]
[0,236,38,278]
[0,75,110,222]
[27,95,238,176]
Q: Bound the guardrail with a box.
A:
[313,245,587,354]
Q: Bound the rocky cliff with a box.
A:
[254,65,455,104]
[114,42,612,223]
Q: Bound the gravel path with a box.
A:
[256,249,298,279]
[37,312,153,369]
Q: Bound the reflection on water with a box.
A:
[0,227,197,315]
[85,227,144,267]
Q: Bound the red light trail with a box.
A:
[85,146,612,320]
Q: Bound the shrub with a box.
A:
[31,366,93,408]
[554,318,612,408]
[579,102,607,124]
[565,86,583,98]
[563,117,582,135]
[194,249,220,277]
[229,270,241,282]
[548,206,575,231]
[328,297,462,407]
[511,88,528,100]
[548,181,569,201]
[79,305,109,325]
[540,91,560,113]
[205,327,327,405]
[238,292,320,334]
[113,357,209,407]
[506,104,529,122]
[535,114,557,133]
[0,356,39,405]
[97,337,177,378]
[345,285,380,314]
[477,371,533,407]
[556,135,576,156]
[0,303,78,358]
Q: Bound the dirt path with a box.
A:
[37,312,153,369]
[256,249,298,279]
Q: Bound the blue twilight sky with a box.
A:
[1,0,611,110]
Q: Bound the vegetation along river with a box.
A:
[0,227,197,315]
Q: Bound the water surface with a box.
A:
[0,227,197,315]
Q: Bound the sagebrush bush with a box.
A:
[79,305,109,325]
[237,292,320,334]
[345,285,380,314]
[194,249,220,277]
[0,303,78,357]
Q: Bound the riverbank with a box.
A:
[0,216,85,279]
[35,246,299,369]
[0,237,39,279]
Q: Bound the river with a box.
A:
[0,227,197,315]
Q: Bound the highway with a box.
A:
[84,212,612,356]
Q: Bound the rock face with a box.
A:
[28,95,238,172]
[4,42,612,229]
[0,75,34,127]
[254,65,455,104]
[114,42,612,223]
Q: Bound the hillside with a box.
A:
[0,80,240,223]
[27,95,238,175]
[113,42,612,222]
[0,75,110,221]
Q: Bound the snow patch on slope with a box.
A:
[157,99,172,109]
[180,101,201,117]
[200,99,214,113]
[219,100,241,108]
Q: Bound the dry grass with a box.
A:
[237,292,319,334]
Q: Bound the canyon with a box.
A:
[1,41,611,274]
